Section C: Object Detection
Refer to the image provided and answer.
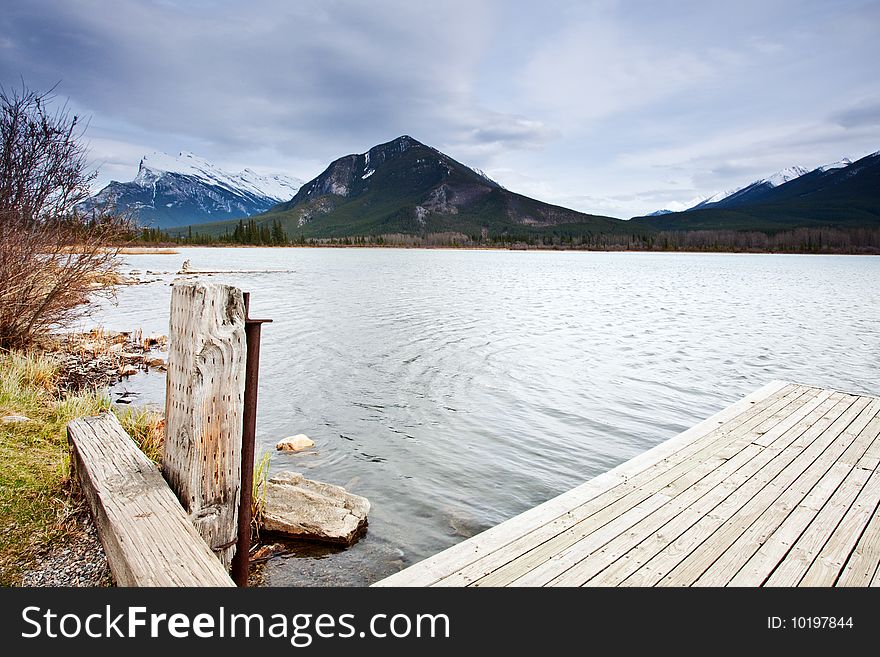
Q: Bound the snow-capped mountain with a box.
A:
[80,152,304,228]
[818,157,852,172]
[635,150,880,229]
[690,165,809,210]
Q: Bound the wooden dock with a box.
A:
[374,381,880,587]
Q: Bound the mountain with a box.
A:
[190,136,623,238]
[79,152,304,228]
[632,152,880,231]
[690,166,810,210]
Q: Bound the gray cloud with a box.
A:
[833,98,880,129]
[1,1,520,162]
[1,0,878,217]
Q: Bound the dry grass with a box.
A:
[116,406,165,463]
[115,247,179,255]
[252,450,271,537]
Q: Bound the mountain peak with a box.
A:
[690,164,810,210]
[764,166,809,187]
[365,135,424,159]
[389,134,420,147]
[83,152,304,228]
[132,151,302,201]
[266,136,617,236]
[643,149,879,224]
[818,157,853,172]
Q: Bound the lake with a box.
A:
[82,248,880,585]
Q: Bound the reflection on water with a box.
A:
[82,248,880,586]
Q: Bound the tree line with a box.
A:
[131,224,880,254]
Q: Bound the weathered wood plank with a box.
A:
[852,412,880,470]
[518,391,842,586]
[563,393,847,587]
[835,503,880,586]
[625,393,850,586]
[799,466,880,586]
[694,398,877,586]
[665,396,865,585]
[762,467,870,586]
[69,412,235,587]
[163,281,247,569]
[674,396,869,586]
[522,444,765,587]
[729,401,880,586]
[835,428,880,587]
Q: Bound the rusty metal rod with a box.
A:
[231,292,271,587]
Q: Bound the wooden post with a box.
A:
[163,281,247,569]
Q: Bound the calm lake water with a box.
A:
[82,248,880,585]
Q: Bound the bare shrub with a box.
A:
[0,83,131,348]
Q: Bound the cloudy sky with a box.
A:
[2,0,879,217]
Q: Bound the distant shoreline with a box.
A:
[117,243,880,256]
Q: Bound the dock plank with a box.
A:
[729,402,880,586]
[678,397,869,586]
[800,466,880,586]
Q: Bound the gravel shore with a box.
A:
[20,515,113,587]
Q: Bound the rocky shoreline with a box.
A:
[41,329,167,393]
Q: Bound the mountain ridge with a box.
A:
[79,152,303,229]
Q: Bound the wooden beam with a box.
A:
[69,412,234,586]
[163,281,247,569]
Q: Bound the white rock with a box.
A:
[260,471,369,544]
[276,434,315,452]
[1,415,32,424]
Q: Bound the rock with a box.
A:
[251,542,285,561]
[143,334,166,348]
[276,434,315,452]
[145,357,166,369]
[260,471,369,545]
[1,414,32,424]
[118,366,138,377]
